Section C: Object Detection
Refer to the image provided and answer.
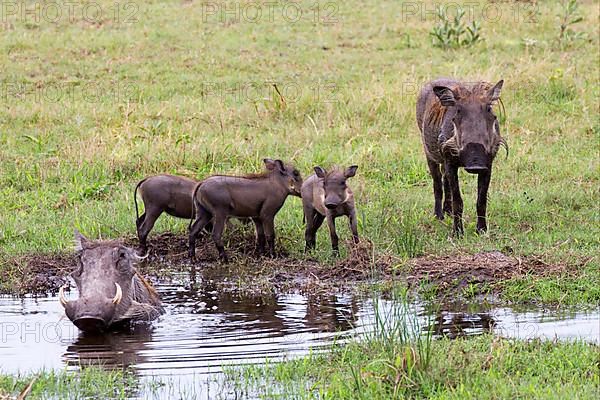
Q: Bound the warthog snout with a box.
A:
[460,143,490,174]
[72,316,109,332]
[325,200,340,209]
[63,281,123,332]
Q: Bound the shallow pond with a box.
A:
[1,273,598,399]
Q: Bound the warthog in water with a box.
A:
[301,165,359,252]
[417,78,507,235]
[134,175,198,253]
[188,159,303,262]
[59,231,163,333]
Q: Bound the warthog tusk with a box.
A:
[134,252,149,261]
[58,285,69,307]
[112,283,123,305]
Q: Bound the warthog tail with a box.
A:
[189,181,203,230]
[134,178,148,223]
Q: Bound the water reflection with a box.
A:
[64,326,154,371]
[56,281,361,376]
[428,312,497,338]
[0,281,598,400]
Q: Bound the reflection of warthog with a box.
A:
[417,79,507,235]
[428,312,496,339]
[64,326,153,371]
[303,294,359,333]
[59,231,164,333]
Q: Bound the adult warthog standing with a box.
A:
[59,231,163,333]
[417,78,507,235]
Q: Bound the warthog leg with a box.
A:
[137,209,162,253]
[442,167,453,216]
[188,209,212,260]
[262,215,276,257]
[349,209,359,244]
[252,217,266,255]
[211,213,229,263]
[326,213,339,254]
[303,205,324,251]
[427,159,444,220]
[476,168,492,234]
[444,162,464,236]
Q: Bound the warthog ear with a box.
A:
[488,80,504,103]
[344,165,358,178]
[433,86,458,106]
[264,158,286,173]
[264,158,276,170]
[274,159,286,173]
[314,166,326,178]
[74,229,88,251]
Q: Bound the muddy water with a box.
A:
[0,274,598,399]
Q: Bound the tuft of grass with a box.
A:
[557,0,585,45]
[0,368,137,399]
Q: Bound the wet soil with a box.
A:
[406,251,582,294]
[129,230,396,295]
[1,230,585,297]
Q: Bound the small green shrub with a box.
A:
[430,7,482,49]
[557,0,585,45]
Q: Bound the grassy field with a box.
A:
[1,1,598,398]
[0,0,598,302]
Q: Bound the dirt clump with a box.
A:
[6,253,74,295]
[405,251,577,292]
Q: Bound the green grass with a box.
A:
[228,336,600,399]
[0,367,137,399]
[0,0,598,301]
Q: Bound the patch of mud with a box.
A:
[6,253,74,295]
[406,251,578,293]
[3,231,583,298]
[3,229,395,296]
[137,231,396,295]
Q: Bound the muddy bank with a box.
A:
[1,231,585,297]
[128,231,396,295]
[406,251,583,296]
